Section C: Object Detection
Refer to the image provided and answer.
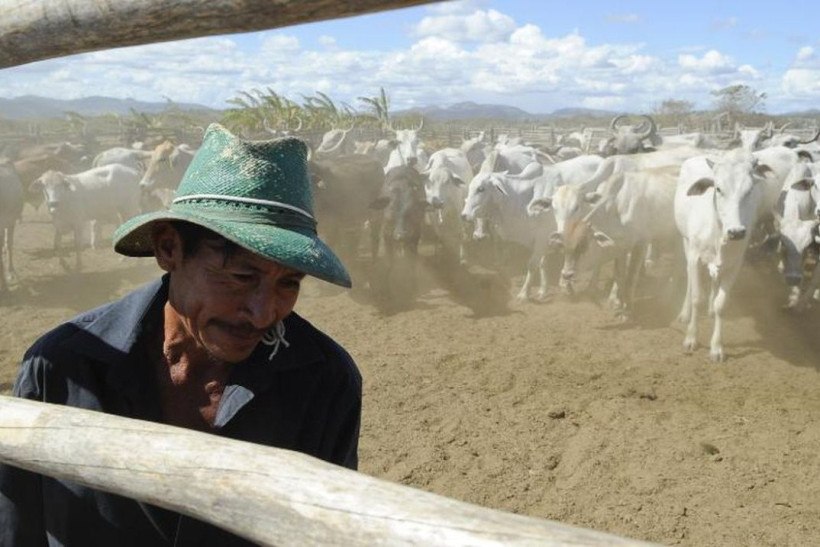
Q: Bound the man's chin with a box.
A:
[203,339,259,365]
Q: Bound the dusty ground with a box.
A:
[1,208,819,546]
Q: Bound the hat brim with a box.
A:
[113,210,352,288]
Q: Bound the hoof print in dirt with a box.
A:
[547,408,566,419]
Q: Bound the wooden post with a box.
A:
[0,396,656,546]
[0,0,439,69]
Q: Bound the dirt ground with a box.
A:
[1,208,819,546]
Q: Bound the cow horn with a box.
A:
[799,128,820,144]
[415,117,424,132]
[262,117,279,136]
[764,121,774,139]
[779,121,793,134]
[290,116,303,132]
[609,114,628,133]
[634,114,656,139]
[341,119,355,133]
[581,196,607,224]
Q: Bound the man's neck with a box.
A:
[150,302,233,431]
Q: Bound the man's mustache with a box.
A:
[210,319,272,339]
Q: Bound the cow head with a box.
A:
[687,155,772,242]
[599,115,659,156]
[370,165,428,249]
[30,170,75,214]
[460,171,507,239]
[423,166,466,212]
[315,122,355,158]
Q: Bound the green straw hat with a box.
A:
[113,123,351,288]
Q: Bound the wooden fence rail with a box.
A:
[0,396,656,546]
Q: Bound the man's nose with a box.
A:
[244,288,278,329]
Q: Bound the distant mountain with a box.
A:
[781,108,820,117]
[0,95,218,120]
[395,101,540,121]
[393,102,621,121]
[549,107,619,119]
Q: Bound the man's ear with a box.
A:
[151,222,182,272]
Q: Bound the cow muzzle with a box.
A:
[725,227,747,241]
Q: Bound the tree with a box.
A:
[358,87,391,128]
[711,84,766,116]
[655,98,694,117]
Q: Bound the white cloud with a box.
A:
[606,14,641,24]
[678,49,734,74]
[414,9,516,43]
[582,96,626,109]
[318,35,337,48]
[0,6,810,114]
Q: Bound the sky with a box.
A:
[2,0,820,114]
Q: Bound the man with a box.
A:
[0,125,362,546]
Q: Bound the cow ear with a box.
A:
[369,196,389,210]
[451,175,465,186]
[65,178,78,191]
[754,163,774,178]
[29,179,44,193]
[529,198,552,213]
[592,230,615,248]
[492,180,508,196]
[798,150,814,162]
[584,192,601,203]
[791,178,813,192]
[687,178,714,196]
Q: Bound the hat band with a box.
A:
[173,194,315,221]
[171,197,317,232]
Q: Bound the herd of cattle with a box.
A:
[1,115,819,362]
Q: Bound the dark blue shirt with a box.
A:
[0,276,362,546]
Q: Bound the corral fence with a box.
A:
[0,396,657,546]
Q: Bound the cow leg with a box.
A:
[0,229,6,293]
[677,241,693,324]
[609,254,626,310]
[644,241,657,270]
[682,254,700,353]
[89,220,100,250]
[516,259,534,300]
[5,223,17,285]
[535,255,548,300]
[620,243,647,320]
[73,225,83,271]
[709,264,741,362]
[797,259,820,311]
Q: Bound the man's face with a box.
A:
[155,224,305,364]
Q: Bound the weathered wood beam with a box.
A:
[0,0,439,69]
[0,396,657,546]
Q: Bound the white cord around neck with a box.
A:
[261,321,290,361]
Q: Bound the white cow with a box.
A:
[674,152,774,361]
[775,163,820,310]
[460,132,489,173]
[559,166,679,316]
[461,155,555,300]
[31,165,142,269]
[92,147,153,172]
[384,123,429,173]
[526,155,605,217]
[422,148,473,261]
[314,125,356,158]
